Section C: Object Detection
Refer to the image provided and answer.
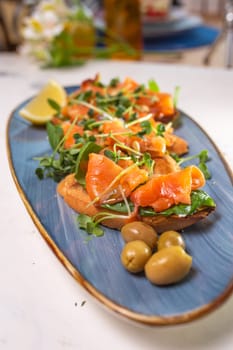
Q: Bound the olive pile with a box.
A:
[120,222,192,285]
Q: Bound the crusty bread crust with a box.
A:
[57,174,213,233]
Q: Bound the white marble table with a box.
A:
[0,53,233,350]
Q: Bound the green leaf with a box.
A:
[47,98,61,113]
[75,141,102,185]
[115,105,125,118]
[87,222,104,237]
[199,150,209,163]
[137,120,152,137]
[170,152,181,163]
[77,214,104,237]
[173,86,181,108]
[102,190,215,217]
[102,201,135,213]
[174,149,212,180]
[78,213,93,229]
[148,79,160,92]
[39,157,52,167]
[134,85,145,94]
[156,123,166,137]
[88,108,94,117]
[76,90,93,102]
[104,149,117,162]
[109,77,120,87]
[198,162,211,180]
[69,148,80,156]
[46,122,63,151]
[141,152,154,174]
[128,112,137,122]
[35,167,44,180]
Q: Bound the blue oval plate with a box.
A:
[7,87,233,326]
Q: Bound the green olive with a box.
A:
[121,221,158,249]
[145,246,192,285]
[157,230,185,251]
[121,240,152,273]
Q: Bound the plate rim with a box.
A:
[6,88,233,326]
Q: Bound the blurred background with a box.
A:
[0,0,232,68]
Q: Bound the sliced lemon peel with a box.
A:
[19,80,66,125]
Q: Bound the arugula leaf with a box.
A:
[75,141,102,185]
[46,122,63,151]
[104,149,117,162]
[102,190,215,217]
[139,190,216,217]
[102,201,135,213]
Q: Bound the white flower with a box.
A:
[22,0,68,41]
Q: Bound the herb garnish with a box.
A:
[148,79,160,92]
[78,214,104,237]
[173,86,181,108]
[47,98,62,114]
[156,123,166,137]
[75,142,102,185]
[171,150,212,179]
[137,120,153,137]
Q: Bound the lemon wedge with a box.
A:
[19,80,67,125]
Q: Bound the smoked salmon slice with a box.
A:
[130,166,206,212]
[86,153,148,204]
[61,122,84,149]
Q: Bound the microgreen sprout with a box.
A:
[137,120,153,137]
[171,149,211,179]
[126,113,153,127]
[148,79,160,92]
[77,100,114,120]
[77,214,104,237]
[173,86,181,109]
[110,135,142,157]
[156,123,166,137]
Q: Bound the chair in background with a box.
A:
[0,0,37,51]
[203,0,233,68]
[0,0,16,50]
